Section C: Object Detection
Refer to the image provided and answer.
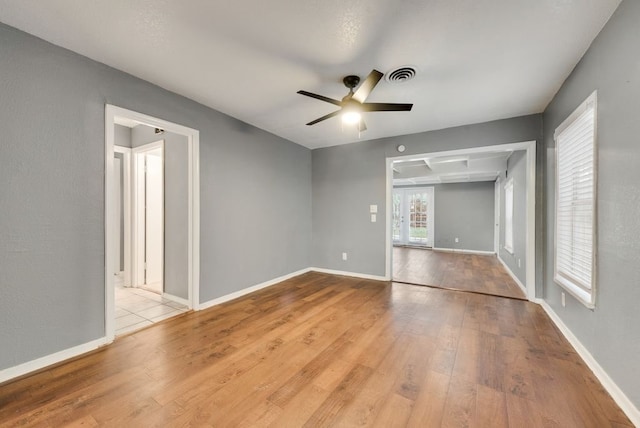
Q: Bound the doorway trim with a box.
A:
[105,105,200,342]
[113,146,132,287]
[385,140,536,301]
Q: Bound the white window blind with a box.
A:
[554,91,597,307]
[504,179,514,254]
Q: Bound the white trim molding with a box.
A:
[539,300,640,427]
[497,255,527,295]
[0,338,108,384]
[162,293,190,307]
[199,268,312,311]
[432,247,496,256]
[310,267,389,282]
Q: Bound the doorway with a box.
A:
[386,141,536,301]
[392,187,434,247]
[105,105,200,342]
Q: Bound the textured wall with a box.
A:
[542,0,640,408]
[433,182,495,252]
[499,150,527,283]
[0,22,311,371]
[312,115,543,277]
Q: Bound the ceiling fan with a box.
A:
[297,69,413,132]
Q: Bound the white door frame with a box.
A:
[105,105,200,342]
[494,178,501,254]
[385,141,537,301]
[113,146,132,287]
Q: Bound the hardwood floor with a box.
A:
[393,247,527,300]
[0,272,631,427]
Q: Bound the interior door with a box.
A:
[144,149,163,289]
[112,157,121,277]
[132,141,164,294]
[393,187,435,247]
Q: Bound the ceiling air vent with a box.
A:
[385,66,417,83]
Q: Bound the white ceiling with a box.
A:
[0,0,620,149]
[393,149,516,186]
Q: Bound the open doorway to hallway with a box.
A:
[111,125,189,335]
[105,105,200,340]
[386,142,536,300]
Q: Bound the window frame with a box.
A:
[504,178,514,254]
[553,90,598,308]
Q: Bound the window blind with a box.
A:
[554,92,596,306]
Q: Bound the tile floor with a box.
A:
[115,286,188,336]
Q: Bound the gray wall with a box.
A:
[131,125,189,300]
[395,182,495,252]
[499,150,527,283]
[542,0,640,408]
[114,124,131,148]
[0,22,311,371]
[312,115,543,277]
[433,182,495,252]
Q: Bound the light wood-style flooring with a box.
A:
[393,247,527,300]
[0,272,631,427]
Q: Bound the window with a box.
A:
[504,178,514,254]
[554,91,597,308]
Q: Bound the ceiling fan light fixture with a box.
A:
[342,110,361,125]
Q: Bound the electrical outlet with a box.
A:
[561,292,566,307]
[342,252,347,261]
[371,214,377,222]
[518,258,521,268]
[455,237,459,243]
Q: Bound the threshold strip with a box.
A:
[391,279,528,302]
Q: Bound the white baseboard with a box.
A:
[310,267,389,281]
[432,247,496,256]
[497,255,527,295]
[539,300,640,427]
[198,268,312,310]
[162,292,190,307]
[0,337,108,384]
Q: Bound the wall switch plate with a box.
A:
[371,214,376,222]
[518,258,521,268]
[342,252,347,261]
[561,292,566,307]
[370,205,377,213]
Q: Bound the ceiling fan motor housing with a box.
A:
[343,75,360,90]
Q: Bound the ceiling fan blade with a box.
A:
[306,110,341,126]
[352,69,384,103]
[359,119,367,133]
[361,103,413,112]
[297,90,342,106]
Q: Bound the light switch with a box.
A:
[371,214,377,223]
[370,205,378,213]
